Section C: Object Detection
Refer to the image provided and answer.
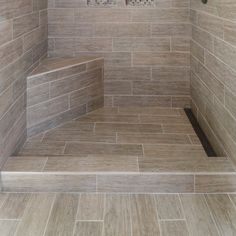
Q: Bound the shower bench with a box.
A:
[26,57,104,136]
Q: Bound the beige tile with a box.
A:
[133,52,189,66]
[27,95,69,127]
[205,194,236,236]
[0,220,18,236]
[0,193,30,219]
[197,12,224,38]
[105,67,151,81]
[97,174,194,193]
[3,156,47,172]
[13,12,39,38]
[94,23,150,37]
[139,158,234,172]
[133,81,190,96]
[224,20,236,47]
[140,115,189,124]
[74,221,103,236]
[45,193,78,236]
[180,194,219,236]
[163,124,195,134]
[64,142,143,156]
[18,141,65,156]
[192,26,213,52]
[48,9,74,23]
[75,9,131,22]
[77,194,104,221]
[152,23,191,37]
[143,144,206,158]
[195,175,236,193]
[118,106,181,116]
[172,37,190,52]
[130,194,160,236]
[152,66,190,82]
[156,194,184,219]
[0,38,23,71]
[43,130,116,143]
[191,40,204,63]
[57,121,94,131]
[43,155,138,172]
[160,220,189,236]
[113,95,171,107]
[117,133,191,145]
[104,194,131,236]
[0,20,12,47]
[95,123,162,134]
[225,88,236,118]
[77,114,139,123]
[113,37,170,52]
[131,9,189,22]
[104,81,132,95]
[214,37,236,71]
[15,193,55,236]
[1,173,96,192]
[189,134,201,145]
[75,38,112,52]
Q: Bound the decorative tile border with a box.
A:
[126,0,155,7]
[87,0,116,7]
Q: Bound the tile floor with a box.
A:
[0,192,236,236]
[4,107,234,173]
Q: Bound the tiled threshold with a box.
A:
[2,107,236,193]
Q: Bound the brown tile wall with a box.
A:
[27,58,104,136]
[0,0,48,166]
[190,0,236,164]
[47,0,191,107]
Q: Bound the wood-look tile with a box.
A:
[180,194,219,236]
[77,114,140,123]
[140,115,189,124]
[160,220,189,236]
[195,175,236,193]
[1,173,96,192]
[43,130,116,143]
[0,220,18,236]
[74,221,103,236]
[130,194,160,236]
[18,141,65,156]
[44,155,138,172]
[95,123,162,134]
[44,193,78,236]
[205,194,236,236]
[64,142,143,156]
[0,193,30,219]
[155,194,184,219]
[3,156,47,172]
[104,194,131,236]
[189,134,201,145]
[89,107,118,115]
[117,133,191,145]
[0,193,8,208]
[77,194,104,221]
[163,124,195,134]
[118,106,181,116]
[139,158,234,172]
[15,193,55,236]
[57,121,94,131]
[143,144,207,158]
[97,174,194,193]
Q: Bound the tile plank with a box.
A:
[180,194,219,236]
[104,194,131,236]
[74,221,103,236]
[160,220,189,236]
[77,194,104,221]
[205,194,236,236]
[130,194,160,236]
[44,193,79,236]
[0,220,18,236]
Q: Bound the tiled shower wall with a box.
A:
[48,0,191,107]
[190,0,236,163]
[0,0,48,166]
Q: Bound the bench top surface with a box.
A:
[29,56,103,78]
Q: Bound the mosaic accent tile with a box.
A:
[126,0,155,7]
[87,0,116,7]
